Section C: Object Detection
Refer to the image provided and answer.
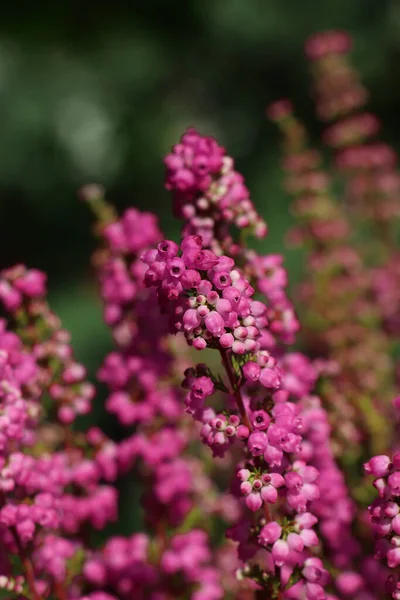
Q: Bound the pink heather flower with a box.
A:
[236,425,250,440]
[364,455,391,478]
[305,30,352,60]
[191,377,214,400]
[392,515,400,535]
[388,548,400,569]
[336,572,364,595]
[287,532,304,552]
[250,410,271,431]
[272,539,289,567]
[238,469,284,511]
[164,128,267,250]
[142,235,287,366]
[204,311,225,337]
[247,432,268,456]
[201,413,242,457]
[245,492,263,512]
[259,366,282,390]
[242,362,261,382]
[389,472,400,496]
[219,333,234,348]
[0,117,340,600]
[0,281,22,311]
[184,249,220,271]
[259,521,282,546]
[183,308,202,331]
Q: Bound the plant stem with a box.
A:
[220,350,252,431]
[263,502,272,522]
[54,581,69,600]
[10,528,42,600]
[54,582,68,600]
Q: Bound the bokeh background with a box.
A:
[1,0,400,463]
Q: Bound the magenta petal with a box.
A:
[246,492,262,512]
[300,528,319,547]
[269,472,285,488]
[287,532,304,552]
[303,483,320,501]
[260,484,278,504]
[240,481,252,496]
[272,539,289,567]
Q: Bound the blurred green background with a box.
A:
[1,0,400,381]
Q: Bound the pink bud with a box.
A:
[236,425,250,440]
[388,547,400,568]
[84,560,107,586]
[260,485,278,504]
[259,521,282,545]
[183,308,202,332]
[259,367,281,390]
[364,455,391,477]
[389,472,400,495]
[219,333,234,348]
[181,269,201,288]
[215,298,232,315]
[237,468,251,481]
[58,405,75,424]
[246,492,262,512]
[250,300,266,317]
[242,362,261,382]
[234,326,248,340]
[372,477,387,497]
[269,473,285,488]
[287,532,304,552]
[250,410,270,431]
[232,340,246,354]
[335,572,363,596]
[300,528,319,547]
[204,311,225,336]
[385,502,399,518]
[193,337,207,350]
[213,272,231,290]
[15,269,46,297]
[272,539,289,566]
[247,432,267,456]
[240,481,253,496]
[393,515,400,535]
[295,512,318,530]
[207,290,219,305]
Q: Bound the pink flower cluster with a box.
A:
[164,128,267,254]
[142,232,328,597]
[365,453,400,597]
[0,265,95,425]
[142,235,283,394]
[84,530,223,600]
[1,29,400,600]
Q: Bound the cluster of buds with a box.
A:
[164,128,267,255]
[83,530,223,600]
[143,236,281,369]
[365,453,400,598]
[307,30,400,229]
[142,224,324,598]
[0,265,95,424]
